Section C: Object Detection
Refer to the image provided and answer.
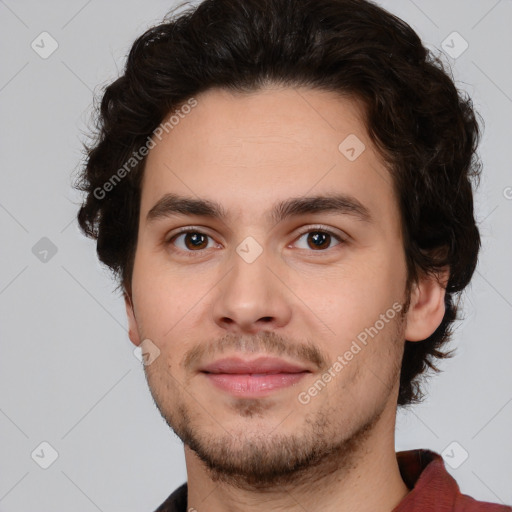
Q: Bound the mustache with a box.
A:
[182,331,329,371]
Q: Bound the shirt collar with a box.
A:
[393,449,460,511]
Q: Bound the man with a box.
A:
[75,0,511,510]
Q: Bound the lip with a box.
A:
[200,356,311,397]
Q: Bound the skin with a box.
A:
[125,86,447,512]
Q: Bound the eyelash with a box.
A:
[165,225,346,257]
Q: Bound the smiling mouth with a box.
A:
[202,371,310,396]
[199,356,312,397]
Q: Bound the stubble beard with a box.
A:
[144,307,406,491]
[172,398,385,491]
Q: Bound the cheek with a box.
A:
[131,253,194,340]
[295,258,403,339]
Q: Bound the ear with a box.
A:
[124,292,141,347]
[405,268,449,342]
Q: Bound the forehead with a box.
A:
[140,86,398,229]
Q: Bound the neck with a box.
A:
[184,405,409,512]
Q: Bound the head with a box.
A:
[76,0,481,487]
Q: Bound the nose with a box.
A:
[211,248,292,334]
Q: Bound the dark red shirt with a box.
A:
[393,449,511,511]
[154,449,511,511]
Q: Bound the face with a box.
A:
[125,86,427,488]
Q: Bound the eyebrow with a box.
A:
[146,192,372,226]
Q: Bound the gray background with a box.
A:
[0,0,511,510]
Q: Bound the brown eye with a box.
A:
[294,228,343,251]
[182,232,209,250]
[168,230,215,253]
[306,232,332,250]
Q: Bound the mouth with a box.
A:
[199,356,312,397]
